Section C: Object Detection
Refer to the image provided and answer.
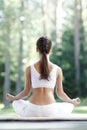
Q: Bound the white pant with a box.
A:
[12,99,74,117]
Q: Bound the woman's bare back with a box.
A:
[30,87,56,105]
[29,62,56,105]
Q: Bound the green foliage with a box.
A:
[51,28,79,98]
[52,0,87,98]
[0,0,43,101]
[80,40,87,97]
[61,29,78,98]
[51,22,87,99]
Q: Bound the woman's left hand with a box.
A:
[71,98,80,105]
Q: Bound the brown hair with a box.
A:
[36,36,52,80]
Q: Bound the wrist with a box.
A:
[12,95,16,101]
[67,99,73,104]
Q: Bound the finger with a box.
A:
[77,98,80,103]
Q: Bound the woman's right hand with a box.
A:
[6,93,15,102]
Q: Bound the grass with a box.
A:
[0,98,87,116]
[73,98,87,114]
[0,104,16,116]
[73,106,87,113]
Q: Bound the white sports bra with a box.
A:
[30,63,58,89]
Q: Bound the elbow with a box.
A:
[24,88,31,96]
[24,91,29,96]
[56,90,64,98]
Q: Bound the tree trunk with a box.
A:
[79,0,85,96]
[53,0,63,45]
[54,0,58,44]
[74,0,80,85]
[3,25,11,107]
[41,0,47,35]
[55,0,62,45]
[16,0,24,94]
[16,35,23,94]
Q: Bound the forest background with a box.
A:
[0,0,87,113]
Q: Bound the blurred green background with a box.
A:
[0,0,87,115]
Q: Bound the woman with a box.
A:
[6,36,80,117]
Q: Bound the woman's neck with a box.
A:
[39,54,50,62]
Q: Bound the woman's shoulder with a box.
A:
[25,65,31,74]
[52,63,62,75]
[52,63,62,70]
[26,62,36,69]
[25,62,37,71]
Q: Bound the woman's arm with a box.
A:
[6,66,31,101]
[56,67,80,105]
